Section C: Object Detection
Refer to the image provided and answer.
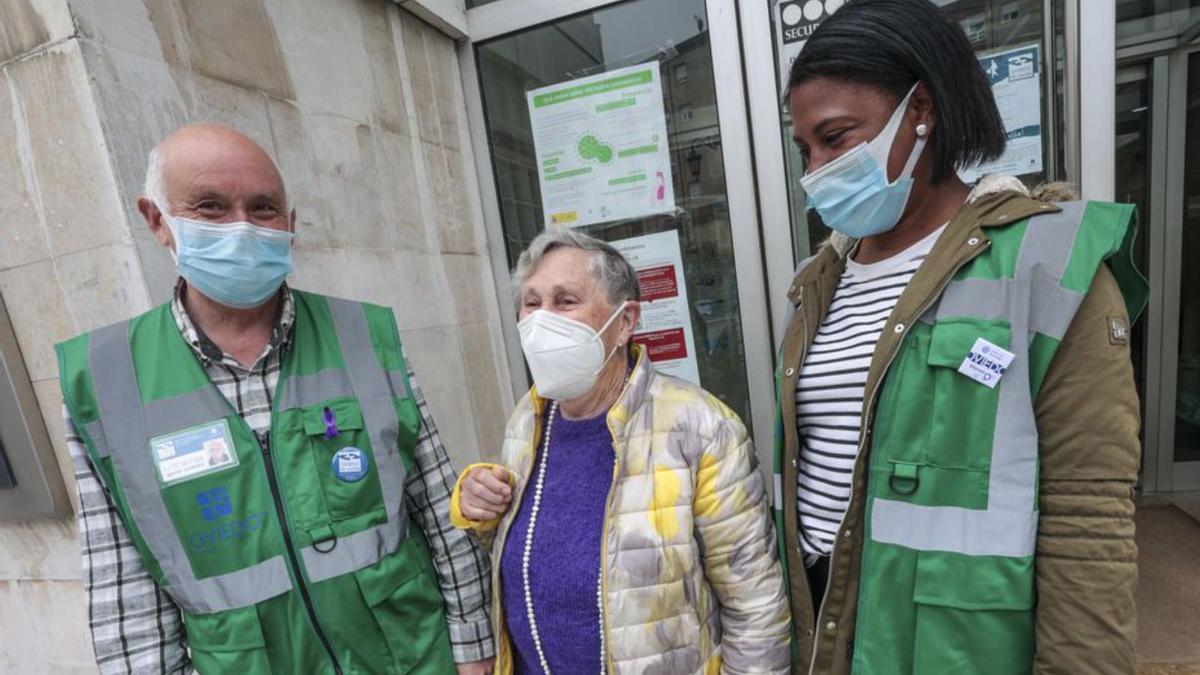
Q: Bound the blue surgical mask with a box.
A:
[799,84,927,239]
[161,208,294,309]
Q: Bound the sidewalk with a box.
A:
[1135,493,1200,674]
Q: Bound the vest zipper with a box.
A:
[261,437,344,675]
[806,238,991,674]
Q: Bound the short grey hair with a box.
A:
[511,228,640,310]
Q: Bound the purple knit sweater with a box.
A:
[500,406,615,675]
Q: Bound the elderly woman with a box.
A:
[774,1,1147,673]
[450,228,790,674]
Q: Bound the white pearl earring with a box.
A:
[916,123,929,137]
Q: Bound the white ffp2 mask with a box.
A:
[518,302,628,401]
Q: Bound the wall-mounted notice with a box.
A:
[527,63,676,228]
[960,43,1044,184]
[611,230,700,386]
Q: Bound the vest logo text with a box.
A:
[188,487,269,554]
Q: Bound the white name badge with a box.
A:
[957,337,1016,389]
[150,419,239,485]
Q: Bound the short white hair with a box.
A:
[511,228,640,311]
[143,145,167,209]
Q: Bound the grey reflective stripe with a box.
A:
[83,420,110,458]
[88,321,293,613]
[872,201,1088,557]
[144,386,231,439]
[274,368,407,412]
[302,298,409,583]
[276,368,354,410]
[869,503,1037,557]
[929,278,1085,341]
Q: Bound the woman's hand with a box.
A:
[460,465,513,521]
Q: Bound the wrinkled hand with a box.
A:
[460,465,512,521]
[457,658,494,675]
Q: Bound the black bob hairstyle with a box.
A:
[786,0,1007,184]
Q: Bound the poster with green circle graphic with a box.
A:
[527,63,676,228]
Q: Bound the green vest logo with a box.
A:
[188,487,269,555]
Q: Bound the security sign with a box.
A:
[775,0,845,93]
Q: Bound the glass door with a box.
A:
[1168,48,1200,488]
[462,0,777,455]
[1116,16,1200,491]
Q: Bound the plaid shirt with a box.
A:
[67,283,493,673]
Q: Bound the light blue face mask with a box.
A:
[799,84,927,239]
[161,208,294,309]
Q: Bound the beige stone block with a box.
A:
[304,113,390,251]
[175,0,293,100]
[426,31,462,151]
[0,520,79,582]
[0,579,95,671]
[264,98,338,250]
[6,43,128,258]
[262,0,370,121]
[71,0,186,66]
[421,141,479,254]
[458,321,510,462]
[441,148,480,253]
[381,250,455,331]
[0,260,75,382]
[0,0,74,63]
[290,245,350,299]
[398,325,462,402]
[421,379,478,473]
[442,254,488,324]
[0,71,50,271]
[358,0,409,135]
[399,12,442,147]
[55,244,153,334]
[374,130,428,252]
[189,71,275,154]
[32,377,77,513]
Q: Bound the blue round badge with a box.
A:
[331,447,369,482]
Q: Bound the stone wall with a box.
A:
[0,1,510,671]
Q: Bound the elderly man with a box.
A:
[56,124,494,674]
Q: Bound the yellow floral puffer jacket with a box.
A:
[451,346,791,675]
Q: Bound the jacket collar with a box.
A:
[528,343,654,435]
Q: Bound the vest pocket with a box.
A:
[353,547,451,672]
[301,398,387,523]
[925,319,1010,472]
[185,605,271,672]
[911,551,1034,673]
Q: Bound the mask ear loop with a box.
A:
[867,83,921,177]
[590,300,631,376]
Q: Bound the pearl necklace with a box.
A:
[521,401,608,675]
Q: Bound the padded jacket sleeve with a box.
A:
[1033,265,1140,674]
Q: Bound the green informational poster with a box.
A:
[527,63,676,228]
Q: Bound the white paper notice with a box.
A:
[527,64,676,228]
[611,230,700,386]
[960,44,1044,184]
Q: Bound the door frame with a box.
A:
[1117,40,1200,493]
[458,0,780,454]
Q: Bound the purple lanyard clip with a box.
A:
[323,406,339,438]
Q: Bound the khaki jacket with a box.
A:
[779,182,1141,674]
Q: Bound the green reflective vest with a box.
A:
[772,201,1146,674]
[57,290,455,674]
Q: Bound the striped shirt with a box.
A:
[67,282,493,673]
[795,225,945,559]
